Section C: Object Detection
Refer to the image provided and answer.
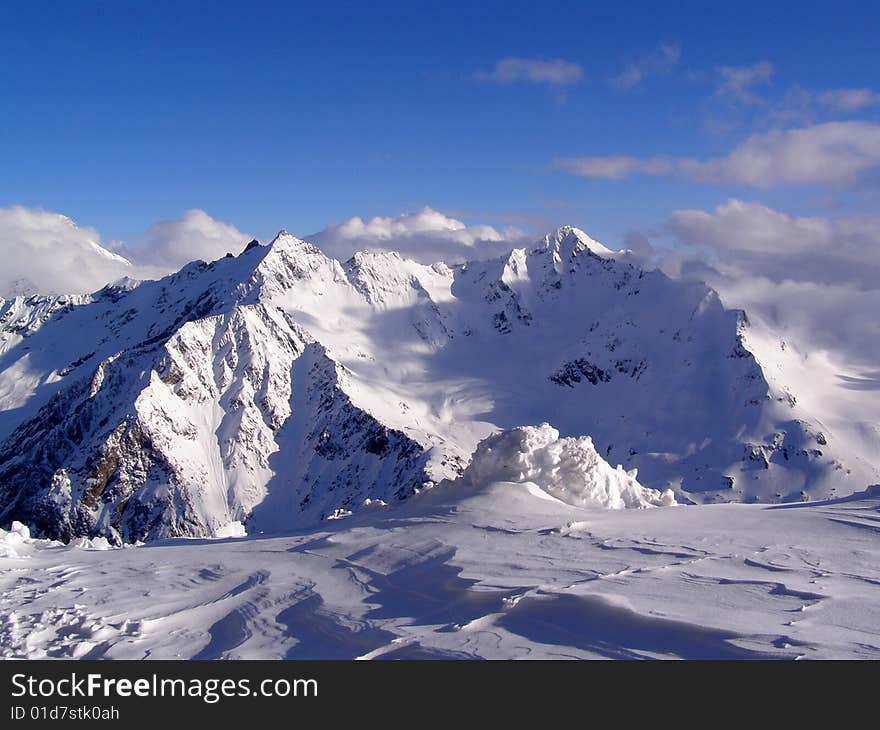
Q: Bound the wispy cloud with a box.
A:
[609,42,680,89]
[816,87,880,112]
[714,61,774,103]
[474,57,583,86]
[763,86,880,128]
[554,121,880,187]
[554,156,675,180]
[702,60,878,131]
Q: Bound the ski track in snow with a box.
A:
[2,483,879,660]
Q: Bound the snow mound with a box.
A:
[69,535,114,550]
[0,521,58,558]
[0,521,121,557]
[214,521,247,539]
[461,423,676,509]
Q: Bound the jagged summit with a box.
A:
[265,228,324,257]
[253,223,611,276]
[533,225,617,259]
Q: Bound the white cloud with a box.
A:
[684,122,880,186]
[666,199,834,254]
[664,199,880,285]
[652,198,880,364]
[714,62,774,103]
[702,64,878,131]
[474,57,583,86]
[0,205,524,297]
[816,88,880,112]
[622,230,655,259]
[131,209,250,274]
[609,42,680,89]
[555,121,880,187]
[0,206,132,296]
[307,207,527,264]
[765,87,880,126]
[0,207,251,297]
[553,155,674,180]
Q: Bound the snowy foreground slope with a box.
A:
[2,476,879,660]
[0,226,878,542]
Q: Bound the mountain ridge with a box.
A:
[0,225,876,542]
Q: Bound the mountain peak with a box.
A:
[266,229,325,258]
[534,225,616,259]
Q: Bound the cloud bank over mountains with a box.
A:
[1,199,877,369]
[307,207,526,264]
[0,206,251,297]
[0,206,526,297]
[139,209,253,275]
[0,206,133,296]
[645,199,880,365]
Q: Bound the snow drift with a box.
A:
[461,423,676,509]
[0,521,45,558]
[0,521,113,558]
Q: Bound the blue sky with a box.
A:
[2,0,879,247]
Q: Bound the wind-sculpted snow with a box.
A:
[2,483,879,659]
[0,225,877,542]
[461,423,676,509]
[0,521,55,558]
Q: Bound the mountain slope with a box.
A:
[0,226,876,542]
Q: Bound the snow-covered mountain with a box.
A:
[0,226,877,543]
